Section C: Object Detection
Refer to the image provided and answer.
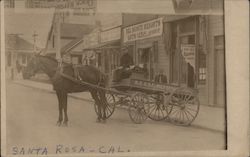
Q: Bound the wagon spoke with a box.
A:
[185,109,196,119]
[185,106,198,112]
[183,110,191,122]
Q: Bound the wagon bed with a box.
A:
[60,71,200,125]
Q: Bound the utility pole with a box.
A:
[32,30,38,53]
[55,8,62,63]
[7,33,23,80]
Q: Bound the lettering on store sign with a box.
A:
[181,44,196,70]
[123,18,163,43]
[131,80,166,91]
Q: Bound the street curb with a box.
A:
[13,81,224,133]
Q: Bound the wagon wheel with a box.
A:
[128,92,150,124]
[147,93,171,121]
[94,93,116,118]
[168,87,200,126]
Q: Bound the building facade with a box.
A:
[45,12,225,107]
[120,14,225,106]
[94,14,123,74]
[5,35,38,79]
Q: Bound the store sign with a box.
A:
[100,27,121,43]
[181,44,196,69]
[123,18,163,43]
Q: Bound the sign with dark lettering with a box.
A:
[181,44,196,69]
[123,18,163,43]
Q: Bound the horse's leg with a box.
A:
[56,90,63,126]
[98,91,107,122]
[90,90,101,122]
[62,92,68,127]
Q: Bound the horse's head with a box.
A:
[22,55,41,79]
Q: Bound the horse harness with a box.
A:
[53,63,106,89]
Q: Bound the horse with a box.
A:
[23,54,108,126]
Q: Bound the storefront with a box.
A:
[163,16,198,87]
[97,27,121,74]
[123,17,166,81]
[122,14,225,106]
[163,15,225,106]
[162,15,207,104]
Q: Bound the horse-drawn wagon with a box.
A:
[24,55,200,126]
[62,70,200,126]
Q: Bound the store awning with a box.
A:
[83,40,121,52]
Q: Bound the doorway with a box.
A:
[138,47,154,80]
[179,35,195,87]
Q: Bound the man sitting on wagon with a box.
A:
[113,47,134,82]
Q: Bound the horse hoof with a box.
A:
[96,118,101,123]
[56,121,62,126]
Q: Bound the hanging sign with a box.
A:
[181,44,196,69]
[123,18,163,43]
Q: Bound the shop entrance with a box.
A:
[138,47,154,80]
[179,35,195,88]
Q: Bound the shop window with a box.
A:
[198,46,206,84]
[170,49,179,84]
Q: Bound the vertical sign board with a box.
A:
[181,44,196,70]
[123,18,163,43]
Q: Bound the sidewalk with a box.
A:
[12,79,225,132]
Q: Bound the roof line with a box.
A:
[62,38,83,54]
